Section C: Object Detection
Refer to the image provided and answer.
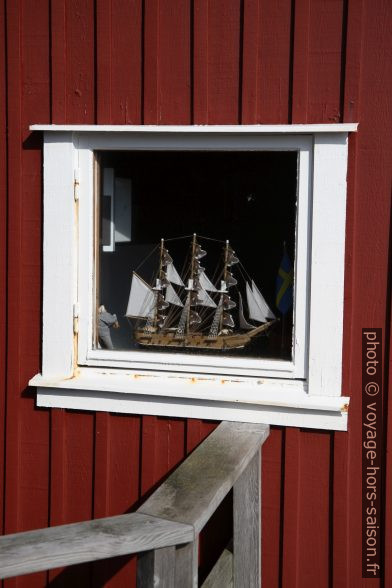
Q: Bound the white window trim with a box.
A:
[29,124,357,431]
[78,132,310,380]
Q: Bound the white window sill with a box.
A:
[30,368,349,431]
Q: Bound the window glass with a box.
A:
[95,151,297,360]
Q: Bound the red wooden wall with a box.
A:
[0,1,391,586]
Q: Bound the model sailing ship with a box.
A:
[126,235,277,350]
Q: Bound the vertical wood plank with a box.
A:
[92,414,141,587]
[342,1,391,586]
[141,417,186,497]
[341,0,363,124]
[157,0,191,124]
[281,427,300,587]
[176,540,199,588]
[48,411,95,587]
[204,0,242,123]
[193,0,209,124]
[307,0,345,123]
[261,427,284,588]
[292,0,345,124]
[4,2,51,587]
[291,0,310,123]
[233,449,261,588]
[241,0,260,124]
[96,0,142,124]
[282,430,332,588]
[47,409,66,585]
[50,0,67,122]
[333,3,364,587]
[144,0,191,124]
[65,0,95,123]
[4,6,24,565]
[298,433,331,587]
[242,0,292,124]
[385,298,392,587]
[0,0,7,538]
[186,420,218,453]
[94,5,143,583]
[143,0,159,124]
[48,1,96,586]
[137,546,176,588]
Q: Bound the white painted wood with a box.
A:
[76,132,311,381]
[30,368,349,412]
[79,130,311,152]
[291,144,311,378]
[308,134,348,396]
[35,386,348,430]
[101,167,115,252]
[42,133,76,378]
[233,450,261,587]
[77,148,95,368]
[0,513,193,580]
[30,123,358,133]
[85,350,297,378]
[138,422,270,534]
[33,126,353,427]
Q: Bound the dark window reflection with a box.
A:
[95,151,297,360]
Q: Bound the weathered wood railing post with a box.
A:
[0,421,269,587]
[137,546,176,587]
[137,422,269,588]
[233,448,261,587]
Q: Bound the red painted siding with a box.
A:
[1,1,391,587]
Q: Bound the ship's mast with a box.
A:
[209,240,237,338]
[220,240,230,333]
[148,238,169,332]
[186,233,198,334]
[155,238,165,329]
[175,234,197,338]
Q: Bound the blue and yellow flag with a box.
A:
[276,251,293,315]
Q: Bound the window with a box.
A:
[30,125,356,430]
[94,150,297,366]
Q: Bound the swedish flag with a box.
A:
[276,250,293,315]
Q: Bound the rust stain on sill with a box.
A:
[126,373,244,386]
[341,403,349,413]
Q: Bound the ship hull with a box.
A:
[134,321,276,350]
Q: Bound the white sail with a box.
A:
[238,292,255,330]
[126,273,155,318]
[165,283,184,307]
[246,282,265,323]
[246,281,276,322]
[199,271,217,292]
[252,281,276,320]
[197,287,217,308]
[166,262,184,287]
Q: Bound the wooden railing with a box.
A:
[0,421,269,587]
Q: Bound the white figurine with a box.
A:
[98,305,119,349]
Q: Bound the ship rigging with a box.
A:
[126,234,277,350]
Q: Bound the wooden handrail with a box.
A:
[138,421,269,533]
[0,421,269,586]
[0,513,193,580]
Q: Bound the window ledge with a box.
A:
[30,368,349,431]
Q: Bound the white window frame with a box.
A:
[29,124,356,431]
